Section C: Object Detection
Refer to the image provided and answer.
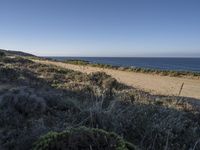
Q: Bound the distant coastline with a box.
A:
[32,58,200,99]
[48,57,200,78]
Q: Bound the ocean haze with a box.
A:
[22,49,200,58]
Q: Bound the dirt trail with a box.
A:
[34,60,200,99]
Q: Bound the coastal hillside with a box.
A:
[0,49,35,57]
[34,59,200,99]
[0,51,200,150]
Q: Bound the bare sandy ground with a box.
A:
[34,60,200,99]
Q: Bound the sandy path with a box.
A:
[34,60,200,99]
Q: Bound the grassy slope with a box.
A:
[0,53,200,149]
[0,49,35,57]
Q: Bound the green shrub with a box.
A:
[33,127,137,150]
[64,60,89,65]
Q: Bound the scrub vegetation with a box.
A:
[0,54,200,150]
[33,127,137,150]
[0,51,5,57]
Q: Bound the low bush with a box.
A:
[0,51,5,57]
[0,67,19,82]
[64,60,90,65]
[0,94,46,117]
[89,72,111,86]
[33,127,137,150]
[89,72,128,91]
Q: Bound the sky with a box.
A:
[0,0,200,57]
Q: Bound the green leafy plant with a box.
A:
[33,127,137,150]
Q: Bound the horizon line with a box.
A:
[1,48,200,58]
[43,56,200,58]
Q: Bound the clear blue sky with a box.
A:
[0,0,200,57]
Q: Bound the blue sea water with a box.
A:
[50,57,200,72]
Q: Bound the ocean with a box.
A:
[50,57,200,72]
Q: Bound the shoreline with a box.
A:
[32,58,200,99]
[51,59,200,79]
